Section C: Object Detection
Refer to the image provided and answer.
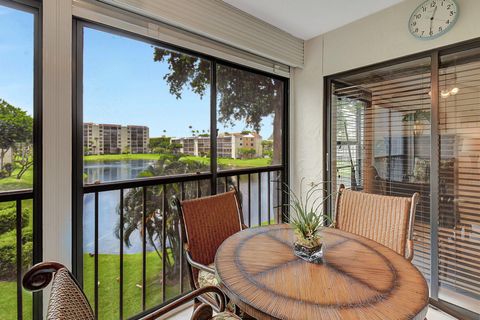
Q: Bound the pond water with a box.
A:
[84,159,156,184]
[83,160,279,254]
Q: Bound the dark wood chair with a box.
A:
[334,184,420,261]
[175,188,245,310]
[22,261,239,320]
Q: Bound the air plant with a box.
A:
[284,179,333,248]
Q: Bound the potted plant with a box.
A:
[285,180,332,263]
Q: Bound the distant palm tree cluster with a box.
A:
[186,125,209,137]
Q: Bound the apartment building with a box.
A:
[171,136,210,157]
[127,125,150,154]
[231,132,263,159]
[173,132,262,159]
[83,123,149,155]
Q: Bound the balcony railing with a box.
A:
[81,166,285,319]
[0,189,35,320]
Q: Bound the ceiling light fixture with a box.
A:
[427,87,459,98]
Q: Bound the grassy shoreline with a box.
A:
[0,153,271,190]
[84,153,271,168]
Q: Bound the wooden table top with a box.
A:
[215,224,429,320]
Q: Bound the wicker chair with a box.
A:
[175,189,245,309]
[334,184,420,261]
[22,262,239,320]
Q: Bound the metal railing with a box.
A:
[0,189,34,320]
[81,166,285,319]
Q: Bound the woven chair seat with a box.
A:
[198,264,219,288]
[211,312,241,320]
[198,264,237,313]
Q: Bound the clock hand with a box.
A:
[429,6,438,34]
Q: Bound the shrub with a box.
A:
[0,227,32,280]
[0,204,29,234]
[0,204,32,280]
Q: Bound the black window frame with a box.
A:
[0,0,42,319]
[72,19,289,317]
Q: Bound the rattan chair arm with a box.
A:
[186,251,216,274]
[139,286,226,320]
[406,192,420,261]
[406,240,414,262]
[333,184,346,227]
[22,261,66,292]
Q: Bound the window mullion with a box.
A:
[210,60,217,194]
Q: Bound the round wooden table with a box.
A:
[215,224,429,320]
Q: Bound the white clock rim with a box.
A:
[408,0,459,40]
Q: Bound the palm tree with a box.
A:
[115,156,211,282]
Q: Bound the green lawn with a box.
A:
[184,155,271,168]
[0,166,33,191]
[83,252,182,319]
[0,281,33,320]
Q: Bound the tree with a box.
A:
[14,143,33,179]
[153,49,284,164]
[238,147,256,159]
[116,155,212,282]
[0,99,33,170]
[262,140,273,158]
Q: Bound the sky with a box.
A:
[0,4,274,139]
[0,5,34,116]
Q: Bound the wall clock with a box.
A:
[409,0,459,39]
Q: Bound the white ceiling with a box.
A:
[224,0,405,40]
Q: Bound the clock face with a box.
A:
[409,0,459,39]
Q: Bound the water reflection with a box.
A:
[84,159,155,184]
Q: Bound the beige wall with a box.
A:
[292,0,480,193]
[43,0,72,313]
[292,36,325,192]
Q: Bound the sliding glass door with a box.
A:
[438,48,480,314]
[327,44,480,317]
[329,57,433,282]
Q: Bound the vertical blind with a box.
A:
[329,51,480,315]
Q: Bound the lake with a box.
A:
[83,159,279,254]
